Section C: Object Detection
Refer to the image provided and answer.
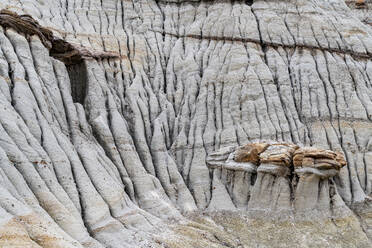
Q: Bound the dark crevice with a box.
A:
[67,62,87,105]
[150,29,372,61]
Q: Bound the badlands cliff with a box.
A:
[0,0,371,247]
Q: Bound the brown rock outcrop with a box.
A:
[234,143,269,164]
[293,147,348,215]
[259,143,299,167]
[0,10,119,64]
[248,143,298,212]
[207,143,348,214]
[293,147,346,178]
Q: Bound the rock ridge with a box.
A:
[0,10,119,64]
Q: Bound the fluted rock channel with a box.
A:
[0,0,371,247]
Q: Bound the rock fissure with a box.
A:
[151,30,372,61]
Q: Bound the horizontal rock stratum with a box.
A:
[0,0,371,247]
[206,143,348,211]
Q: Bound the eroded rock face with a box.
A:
[293,147,348,217]
[206,142,350,216]
[0,0,371,247]
[249,143,297,212]
[0,10,119,64]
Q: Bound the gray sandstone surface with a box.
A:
[0,0,371,247]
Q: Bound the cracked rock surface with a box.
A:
[0,0,371,247]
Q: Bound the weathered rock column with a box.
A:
[248,143,298,213]
[206,146,240,210]
[293,148,347,216]
[206,144,268,210]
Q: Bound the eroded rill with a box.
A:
[0,0,371,247]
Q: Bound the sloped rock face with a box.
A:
[0,0,371,247]
[346,0,372,27]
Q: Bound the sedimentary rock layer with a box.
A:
[0,0,371,247]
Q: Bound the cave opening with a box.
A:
[67,61,87,105]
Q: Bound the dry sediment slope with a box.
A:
[0,0,371,247]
